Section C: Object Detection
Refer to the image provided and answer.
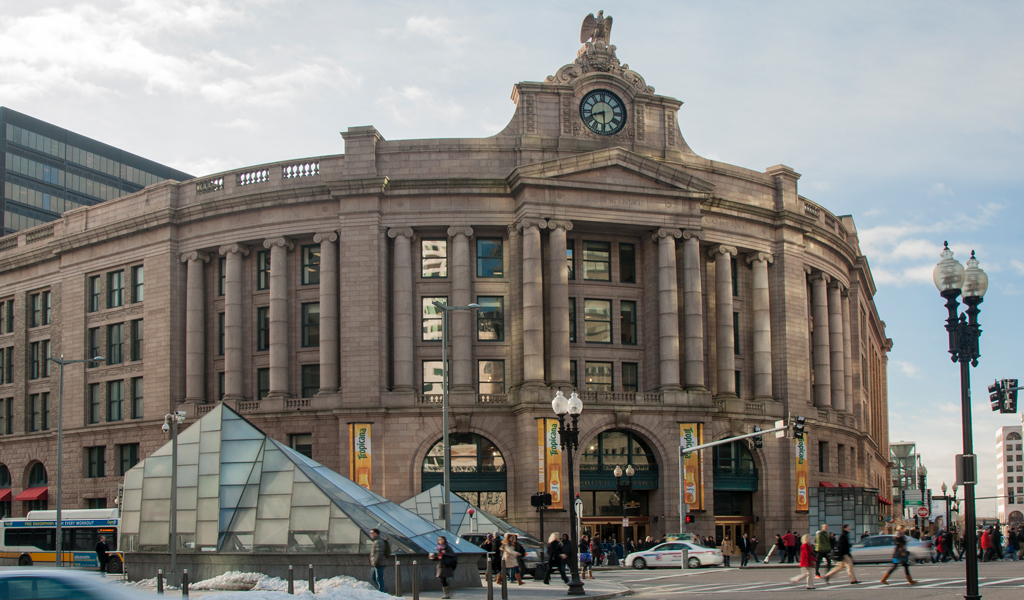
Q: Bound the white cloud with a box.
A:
[928,182,954,196]
[893,360,921,378]
[1010,260,1024,276]
[405,15,469,48]
[378,86,465,126]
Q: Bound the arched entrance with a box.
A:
[1009,511,1023,524]
[20,462,48,512]
[578,429,659,545]
[0,464,11,518]
[712,441,759,546]
[422,433,507,517]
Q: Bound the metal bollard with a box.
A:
[156,569,164,595]
[681,548,688,570]
[486,556,493,600]
[181,569,189,599]
[500,556,508,600]
[308,564,315,594]
[412,560,419,600]
[287,565,294,594]
[395,558,403,597]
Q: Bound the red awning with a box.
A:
[13,487,47,501]
[877,494,893,506]
[838,483,853,488]
[819,481,836,487]
[0,488,11,502]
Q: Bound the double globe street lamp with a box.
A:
[552,390,585,596]
[613,464,635,534]
[932,241,988,600]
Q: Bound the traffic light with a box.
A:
[685,514,695,524]
[990,380,1005,412]
[752,426,763,449]
[531,492,552,507]
[1004,379,1018,414]
[793,416,806,440]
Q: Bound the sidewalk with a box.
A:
[410,575,632,600]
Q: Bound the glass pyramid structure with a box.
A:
[401,485,536,542]
[119,404,479,556]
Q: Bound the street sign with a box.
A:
[903,490,925,506]
[917,506,930,518]
[775,420,786,438]
[622,517,629,527]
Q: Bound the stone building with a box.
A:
[0,18,892,544]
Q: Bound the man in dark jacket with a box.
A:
[95,536,110,575]
[369,528,389,593]
[824,524,859,584]
[739,533,753,567]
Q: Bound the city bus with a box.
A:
[0,509,122,572]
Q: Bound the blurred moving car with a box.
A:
[624,541,724,569]
[460,534,544,578]
[0,569,155,599]
[849,535,933,563]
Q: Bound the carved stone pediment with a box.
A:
[546,41,655,95]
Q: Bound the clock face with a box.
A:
[580,90,626,135]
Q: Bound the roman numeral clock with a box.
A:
[579,89,626,135]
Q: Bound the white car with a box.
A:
[625,541,724,569]
[849,535,933,564]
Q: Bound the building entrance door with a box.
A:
[715,516,755,556]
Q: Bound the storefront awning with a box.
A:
[818,481,836,487]
[838,483,853,488]
[0,488,11,502]
[877,494,892,505]
[13,487,47,501]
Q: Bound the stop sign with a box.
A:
[917,506,929,518]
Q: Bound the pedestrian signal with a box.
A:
[685,514,695,524]
[531,492,552,507]
[793,416,806,440]
[752,426,763,449]
[1004,378,1018,414]
[989,380,1005,412]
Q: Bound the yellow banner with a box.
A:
[538,419,564,510]
[795,437,809,512]
[349,424,372,489]
[679,423,704,511]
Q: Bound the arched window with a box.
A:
[0,465,10,488]
[422,434,506,517]
[581,430,657,471]
[28,462,47,486]
[1007,432,1022,441]
[0,465,10,518]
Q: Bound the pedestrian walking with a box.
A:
[590,536,603,575]
[721,534,734,567]
[95,536,110,575]
[750,535,760,563]
[542,532,569,585]
[368,528,390,593]
[880,526,916,586]
[739,533,753,567]
[783,530,797,563]
[981,527,995,562]
[501,533,524,585]
[813,524,832,578]
[430,536,458,599]
[765,534,782,563]
[788,534,816,589]
[824,524,859,584]
[579,536,593,580]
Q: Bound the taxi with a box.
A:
[624,541,724,569]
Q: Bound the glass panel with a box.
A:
[257,494,292,520]
[260,469,295,495]
[198,475,220,498]
[140,520,169,546]
[221,439,265,464]
[176,509,197,534]
[582,241,611,281]
[177,442,200,466]
[143,456,172,477]
[197,520,219,546]
[328,516,363,546]
[199,453,220,476]
[176,464,199,488]
[140,498,170,522]
[255,518,290,547]
[222,417,261,441]
[229,507,257,532]
[422,240,447,278]
[197,497,219,521]
[422,297,446,341]
[584,299,612,343]
[262,447,294,472]
[176,486,198,510]
[585,361,612,392]
[291,505,329,531]
[476,238,503,278]
[221,462,256,486]
[293,482,330,507]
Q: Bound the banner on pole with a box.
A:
[679,423,705,511]
[538,419,564,510]
[349,423,372,489]
[795,437,809,512]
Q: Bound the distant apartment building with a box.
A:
[1,107,192,235]
[996,425,1024,523]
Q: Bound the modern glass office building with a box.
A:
[0,107,193,235]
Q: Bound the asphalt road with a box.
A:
[599,560,1024,599]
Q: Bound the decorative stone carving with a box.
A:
[180,250,210,264]
[545,24,655,95]
[263,237,294,251]
[681,229,706,241]
[387,227,414,239]
[545,220,574,232]
[652,228,682,241]
[580,11,613,45]
[516,218,547,231]
[313,231,339,244]
[447,226,474,238]
[218,243,250,257]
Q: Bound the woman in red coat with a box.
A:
[788,534,816,589]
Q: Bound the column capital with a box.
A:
[829,279,846,292]
[546,220,574,232]
[180,250,211,264]
[681,229,706,241]
[263,237,294,251]
[707,244,738,259]
[809,269,831,284]
[745,251,774,265]
[387,227,414,239]
[218,243,250,257]
[313,231,339,244]
[652,228,683,242]
[516,218,546,231]
[447,226,474,238]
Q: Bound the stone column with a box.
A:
[842,289,854,414]
[654,228,683,391]
[264,237,294,397]
[315,232,339,393]
[681,230,706,390]
[218,244,248,401]
[449,227,474,391]
[548,220,573,387]
[810,271,832,408]
[710,245,738,396]
[520,219,545,385]
[181,251,210,403]
[828,281,845,411]
[388,228,415,392]
[747,251,773,400]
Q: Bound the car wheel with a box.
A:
[632,558,647,569]
[688,557,701,569]
[107,556,124,574]
[18,554,32,566]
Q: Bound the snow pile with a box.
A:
[191,571,267,590]
[168,571,386,598]
[124,577,178,590]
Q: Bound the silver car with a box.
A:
[849,535,932,564]
[0,569,156,600]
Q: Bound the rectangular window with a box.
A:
[567,239,575,280]
[131,377,143,419]
[838,444,846,475]
[422,360,444,394]
[476,238,503,278]
[41,340,50,377]
[302,245,321,285]
[584,299,612,343]
[0,299,8,333]
[257,307,270,351]
[569,298,577,343]
[585,362,613,392]
[217,313,225,355]
[107,323,123,364]
[302,303,320,347]
[819,441,829,473]
[107,380,123,422]
[108,270,124,308]
[301,364,320,398]
[422,297,446,341]
[27,393,48,432]
[478,360,505,394]
[86,446,106,478]
[734,312,741,354]
[731,257,739,297]
[257,250,271,290]
[257,368,270,399]
[582,241,611,281]
[88,275,101,312]
[41,291,51,325]
[569,361,577,389]
[476,297,504,341]
[131,265,144,302]
[421,239,448,278]
[29,341,41,379]
[0,397,11,435]
[87,328,100,366]
[217,257,226,296]
[131,319,143,361]
[291,434,313,459]
[30,293,41,327]
[0,348,6,384]
[4,299,12,332]
[88,383,101,424]
[620,301,637,345]
[118,443,140,476]
[218,372,224,400]
[735,370,742,395]
[619,243,636,283]
[622,363,638,392]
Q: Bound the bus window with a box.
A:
[74,529,95,551]
[3,528,55,551]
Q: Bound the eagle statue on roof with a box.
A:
[580,11,612,45]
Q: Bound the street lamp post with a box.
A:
[614,464,635,542]
[47,354,104,568]
[932,242,988,600]
[552,390,585,596]
[163,411,186,584]
[919,464,928,533]
[432,301,479,533]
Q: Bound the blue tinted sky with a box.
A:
[2,1,1021,516]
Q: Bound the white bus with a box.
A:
[0,509,122,572]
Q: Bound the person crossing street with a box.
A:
[813,524,832,578]
[824,524,859,585]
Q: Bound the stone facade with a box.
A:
[0,31,892,544]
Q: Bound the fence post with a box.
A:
[156,569,164,595]
[395,558,403,597]
[181,569,189,599]
[287,565,294,594]
[486,554,494,600]
[500,556,508,600]
[412,559,419,600]
[308,564,315,594]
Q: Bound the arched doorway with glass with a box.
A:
[712,441,760,554]
[18,462,48,513]
[421,433,507,518]
[578,429,659,547]
[0,464,12,518]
